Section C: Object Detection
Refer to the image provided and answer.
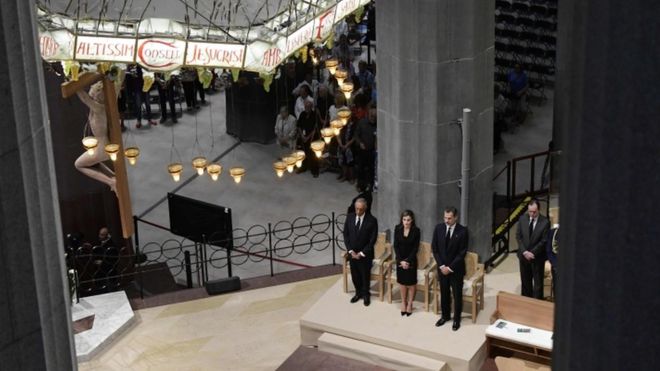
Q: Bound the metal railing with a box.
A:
[67,212,348,299]
[487,150,552,269]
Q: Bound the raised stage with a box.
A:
[300,279,490,371]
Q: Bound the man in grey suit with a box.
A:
[516,199,550,299]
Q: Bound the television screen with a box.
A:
[168,193,232,247]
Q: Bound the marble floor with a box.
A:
[79,275,339,371]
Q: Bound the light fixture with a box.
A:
[168,163,183,182]
[273,161,287,178]
[311,140,325,158]
[82,136,98,156]
[335,69,347,86]
[283,156,297,173]
[104,144,120,161]
[124,147,140,165]
[230,167,246,184]
[341,82,354,100]
[192,156,208,176]
[337,108,351,125]
[325,58,338,75]
[294,150,306,168]
[310,48,319,65]
[330,120,344,136]
[321,128,335,144]
[207,163,222,181]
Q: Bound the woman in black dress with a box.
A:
[394,210,420,316]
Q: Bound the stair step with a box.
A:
[318,332,447,371]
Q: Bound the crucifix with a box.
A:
[61,71,134,238]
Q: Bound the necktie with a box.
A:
[529,219,534,238]
[445,226,451,247]
[356,217,361,231]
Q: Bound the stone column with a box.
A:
[376,0,494,258]
[0,1,77,370]
[553,1,660,370]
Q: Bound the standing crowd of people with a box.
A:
[274,32,378,192]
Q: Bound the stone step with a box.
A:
[318,332,447,371]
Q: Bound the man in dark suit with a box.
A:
[516,199,550,299]
[343,198,378,306]
[432,206,469,331]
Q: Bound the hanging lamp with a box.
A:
[330,120,344,136]
[124,147,140,165]
[207,163,223,181]
[311,140,325,158]
[341,82,354,100]
[335,69,347,86]
[321,128,335,144]
[283,156,297,173]
[104,144,120,161]
[294,150,306,168]
[273,161,287,178]
[168,163,183,182]
[325,58,338,75]
[337,108,351,125]
[82,136,98,156]
[230,167,246,184]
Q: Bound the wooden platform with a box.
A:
[300,280,488,371]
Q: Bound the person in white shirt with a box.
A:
[274,106,298,150]
[328,93,348,120]
[292,72,319,98]
[294,85,315,119]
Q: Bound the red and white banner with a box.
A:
[185,42,245,68]
[313,6,337,42]
[75,36,135,63]
[136,38,186,71]
[39,30,74,61]
[335,0,363,21]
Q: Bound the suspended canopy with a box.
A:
[36,0,369,73]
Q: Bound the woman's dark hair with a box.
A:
[398,209,416,228]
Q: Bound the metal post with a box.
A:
[226,234,233,278]
[530,157,536,193]
[184,251,192,289]
[268,223,274,277]
[460,108,471,226]
[133,216,144,299]
[331,212,337,266]
[202,235,209,283]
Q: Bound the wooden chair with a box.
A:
[432,251,485,323]
[386,242,437,311]
[342,232,391,301]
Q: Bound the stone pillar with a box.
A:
[554,1,660,370]
[377,1,494,258]
[0,1,77,370]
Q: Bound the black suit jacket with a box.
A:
[431,223,469,277]
[343,213,378,260]
[516,214,550,260]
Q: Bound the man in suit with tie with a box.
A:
[343,198,378,306]
[516,198,550,299]
[432,206,469,331]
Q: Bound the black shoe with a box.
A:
[350,295,360,303]
[172,117,178,123]
[363,296,370,306]
[401,311,406,316]
[435,318,449,327]
[406,311,412,317]
[452,321,461,331]
[160,116,167,123]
